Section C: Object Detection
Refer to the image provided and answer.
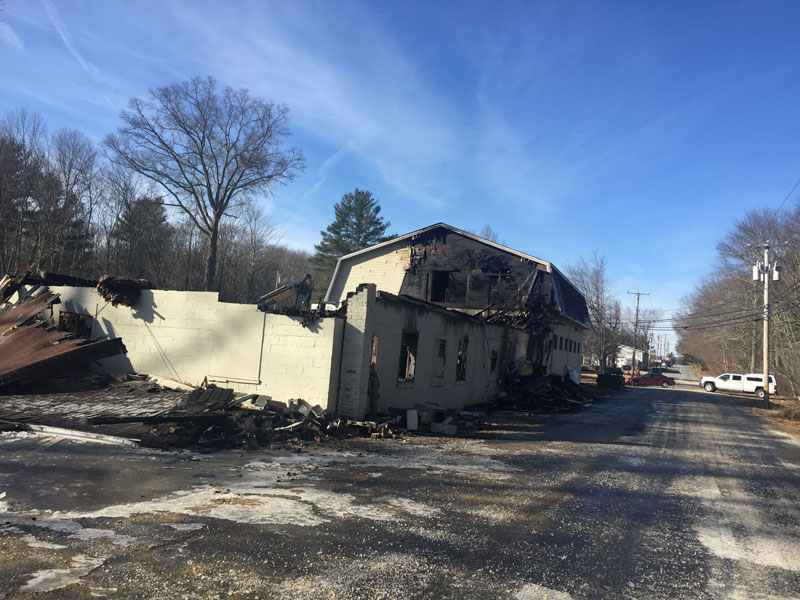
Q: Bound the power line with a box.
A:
[774,176,800,217]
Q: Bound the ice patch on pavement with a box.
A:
[50,483,441,527]
[0,431,37,442]
[680,475,800,572]
[515,583,573,599]
[22,554,105,592]
[697,525,800,571]
[21,534,66,550]
[167,522,206,531]
[72,528,135,546]
[54,487,326,527]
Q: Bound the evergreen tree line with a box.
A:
[0,108,313,303]
[676,205,800,398]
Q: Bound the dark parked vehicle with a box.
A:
[602,367,623,376]
[626,374,676,388]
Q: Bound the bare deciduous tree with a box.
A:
[104,76,304,290]
[677,205,800,398]
[566,252,624,367]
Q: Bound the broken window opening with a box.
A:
[433,338,446,379]
[430,271,450,303]
[397,331,419,382]
[371,335,379,367]
[456,336,469,381]
[490,350,498,373]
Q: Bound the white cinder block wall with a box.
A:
[49,286,343,409]
[548,321,585,375]
[48,284,575,418]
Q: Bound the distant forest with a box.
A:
[0,108,322,304]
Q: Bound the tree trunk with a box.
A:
[204,222,219,291]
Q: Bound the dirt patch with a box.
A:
[752,397,800,439]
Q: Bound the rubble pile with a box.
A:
[409,402,486,435]
[91,386,406,450]
[498,374,594,413]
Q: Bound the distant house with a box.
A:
[615,345,649,370]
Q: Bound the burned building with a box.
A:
[13,224,589,420]
[325,223,591,378]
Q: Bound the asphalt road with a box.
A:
[1,387,799,599]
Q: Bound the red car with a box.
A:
[626,374,676,388]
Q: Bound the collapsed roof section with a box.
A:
[0,286,127,390]
[325,222,591,332]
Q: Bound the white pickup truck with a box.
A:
[700,373,777,398]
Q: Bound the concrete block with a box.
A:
[406,409,419,431]
[431,422,457,435]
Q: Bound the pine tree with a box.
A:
[309,188,391,271]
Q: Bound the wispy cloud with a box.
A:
[302,143,355,202]
[0,21,24,51]
[167,1,460,212]
[42,0,98,77]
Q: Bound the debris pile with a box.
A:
[0,286,127,391]
[96,275,153,308]
[408,402,486,435]
[91,387,406,449]
[498,374,594,413]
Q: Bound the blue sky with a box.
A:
[2,0,799,348]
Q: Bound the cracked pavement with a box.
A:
[1,387,799,599]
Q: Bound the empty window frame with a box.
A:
[456,336,469,381]
[559,336,564,351]
[371,336,379,367]
[397,331,419,382]
[431,271,450,302]
[577,342,581,354]
[490,350,499,373]
[433,338,446,378]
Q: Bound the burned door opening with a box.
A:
[456,336,469,381]
[397,330,419,383]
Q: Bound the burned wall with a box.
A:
[49,286,344,409]
[398,228,544,311]
[367,290,530,413]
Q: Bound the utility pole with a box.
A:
[749,241,786,408]
[628,290,650,375]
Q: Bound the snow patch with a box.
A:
[22,554,105,593]
[22,534,66,550]
[515,582,573,599]
[72,528,135,546]
[167,522,206,531]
